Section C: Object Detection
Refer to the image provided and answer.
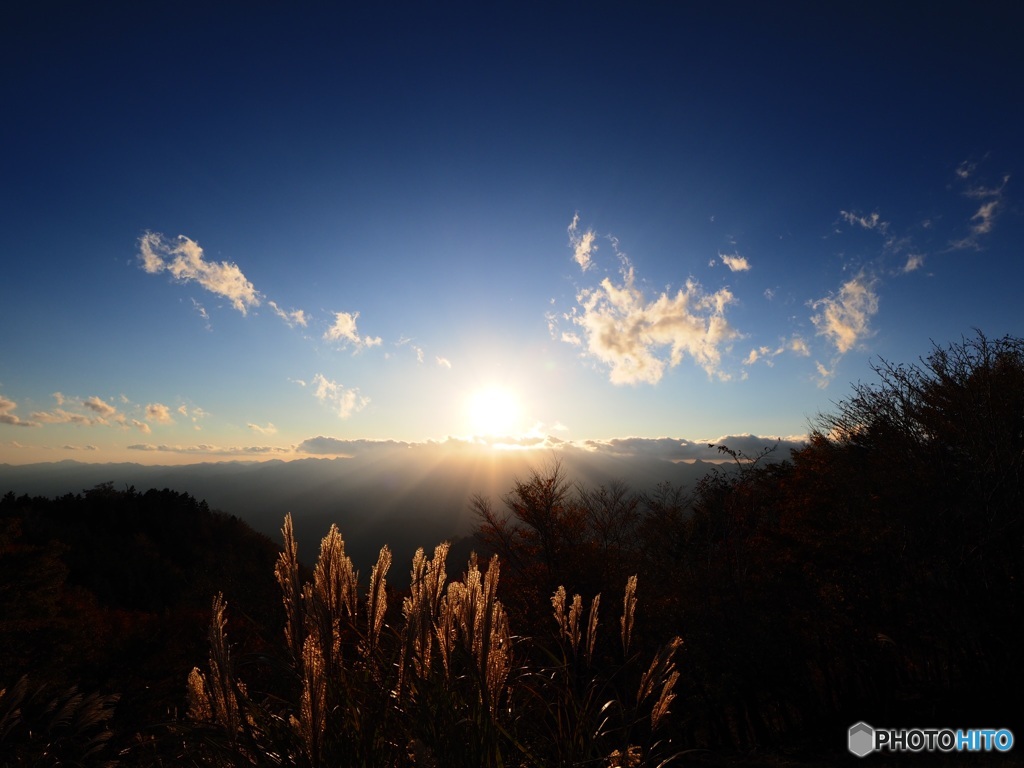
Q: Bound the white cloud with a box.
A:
[902,253,925,273]
[949,164,1009,250]
[720,252,751,272]
[139,232,260,315]
[324,311,383,351]
[312,373,369,418]
[31,408,92,425]
[814,360,835,388]
[145,403,174,424]
[571,261,738,384]
[132,419,152,434]
[840,210,889,233]
[567,213,597,272]
[248,422,278,435]
[956,160,976,179]
[436,356,452,369]
[127,443,291,455]
[0,395,39,427]
[969,199,999,236]
[810,273,879,355]
[297,436,412,455]
[742,336,810,367]
[269,300,308,327]
[83,396,117,419]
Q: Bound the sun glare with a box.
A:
[466,386,522,436]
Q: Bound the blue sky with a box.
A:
[2,2,1022,465]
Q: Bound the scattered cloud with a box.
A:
[839,210,889,233]
[31,408,92,425]
[312,373,369,418]
[324,311,383,351]
[131,419,152,434]
[743,336,810,367]
[83,396,117,419]
[436,356,452,369]
[145,403,174,424]
[139,233,260,315]
[568,212,597,271]
[901,253,926,273]
[956,159,976,179]
[814,360,835,388]
[949,163,1009,250]
[810,273,879,355]
[0,395,40,427]
[719,252,751,272]
[248,422,278,435]
[269,301,308,327]
[401,338,424,362]
[191,298,211,329]
[570,262,738,384]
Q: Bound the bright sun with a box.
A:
[466,386,522,436]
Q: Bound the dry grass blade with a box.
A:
[620,575,638,656]
[275,512,304,659]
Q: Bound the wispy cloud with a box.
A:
[324,311,383,351]
[568,258,738,384]
[312,373,369,418]
[0,395,40,427]
[901,253,926,273]
[810,273,879,355]
[268,301,308,327]
[719,252,751,272]
[139,233,260,315]
[436,356,452,369]
[395,335,425,363]
[568,212,597,272]
[839,210,889,233]
[743,336,810,367]
[949,163,1009,250]
[248,422,278,435]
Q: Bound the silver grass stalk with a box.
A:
[313,523,358,623]
[275,513,304,659]
[567,593,583,655]
[620,575,638,656]
[365,545,391,658]
[193,593,239,737]
[636,636,683,731]
[585,593,601,667]
[551,586,567,637]
[650,670,680,731]
[299,633,327,765]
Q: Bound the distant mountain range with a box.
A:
[1,449,722,574]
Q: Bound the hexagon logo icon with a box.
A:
[849,722,875,757]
